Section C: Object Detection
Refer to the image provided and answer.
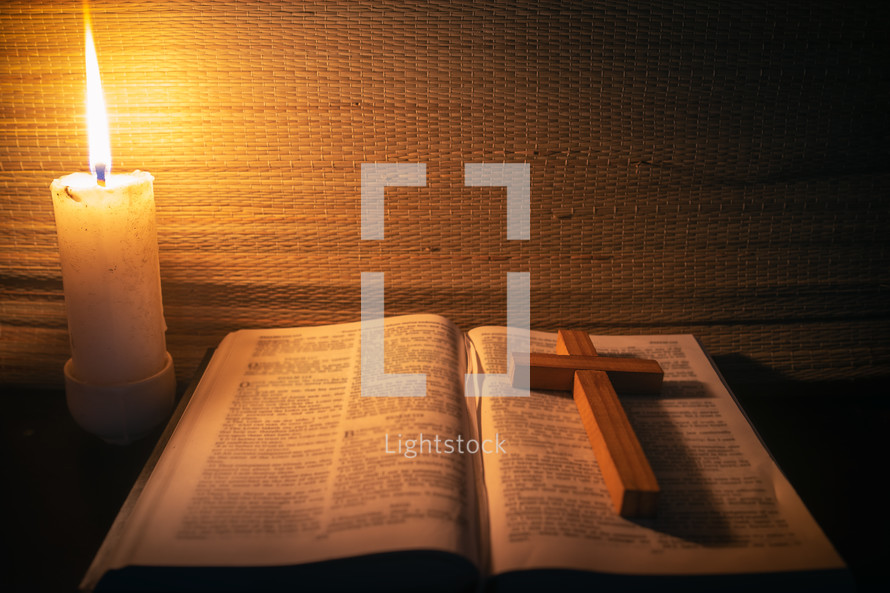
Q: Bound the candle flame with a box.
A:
[84,5,111,183]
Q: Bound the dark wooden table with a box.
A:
[3,375,889,592]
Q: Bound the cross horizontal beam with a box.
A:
[511,352,663,394]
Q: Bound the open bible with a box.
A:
[83,315,849,591]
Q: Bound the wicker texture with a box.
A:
[2,0,888,385]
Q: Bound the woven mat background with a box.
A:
[2,0,888,386]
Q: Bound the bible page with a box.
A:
[107,315,479,569]
[466,328,844,576]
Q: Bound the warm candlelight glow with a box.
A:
[84,5,110,184]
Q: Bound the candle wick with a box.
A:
[96,163,106,187]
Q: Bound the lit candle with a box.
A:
[50,7,173,444]
[50,171,168,384]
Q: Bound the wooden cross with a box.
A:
[510,330,662,517]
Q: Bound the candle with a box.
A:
[50,6,174,444]
[50,171,168,384]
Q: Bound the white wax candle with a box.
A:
[50,170,168,385]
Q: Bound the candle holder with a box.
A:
[64,353,175,445]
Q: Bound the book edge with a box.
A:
[79,348,216,592]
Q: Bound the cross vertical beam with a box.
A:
[512,330,661,517]
[558,330,659,517]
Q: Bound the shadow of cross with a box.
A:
[509,330,662,517]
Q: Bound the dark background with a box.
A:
[2,0,888,386]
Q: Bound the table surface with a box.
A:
[3,374,889,592]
